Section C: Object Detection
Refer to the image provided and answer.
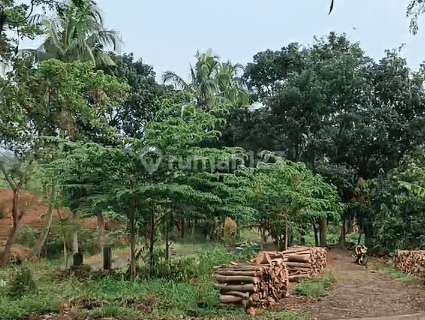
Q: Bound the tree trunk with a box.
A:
[97,212,105,253]
[149,205,155,272]
[29,179,57,258]
[72,211,79,254]
[319,219,327,247]
[165,218,169,261]
[283,225,288,251]
[341,213,346,250]
[261,228,267,244]
[57,209,69,267]
[129,202,136,281]
[364,221,373,247]
[221,216,226,238]
[181,218,185,237]
[1,189,23,267]
[191,219,195,238]
[313,220,319,247]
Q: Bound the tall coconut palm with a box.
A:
[216,61,250,108]
[31,0,121,65]
[163,49,249,111]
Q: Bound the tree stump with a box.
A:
[73,252,83,266]
[103,246,112,271]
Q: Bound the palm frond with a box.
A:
[162,71,188,89]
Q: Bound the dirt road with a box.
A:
[287,250,425,320]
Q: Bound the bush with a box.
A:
[14,225,39,248]
[135,246,235,282]
[8,267,36,299]
[233,241,261,261]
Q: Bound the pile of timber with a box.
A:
[255,246,327,282]
[214,259,289,309]
[395,250,425,279]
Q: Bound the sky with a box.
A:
[22,0,425,82]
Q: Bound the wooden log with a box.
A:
[221,265,266,271]
[289,267,311,272]
[215,270,260,276]
[251,293,260,301]
[287,255,310,263]
[265,252,273,265]
[281,248,312,255]
[289,274,310,282]
[286,262,310,268]
[220,295,243,303]
[215,275,260,283]
[255,252,265,264]
[272,258,284,266]
[225,291,250,299]
[215,283,257,292]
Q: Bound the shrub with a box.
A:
[233,241,261,261]
[14,225,39,248]
[8,266,36,299]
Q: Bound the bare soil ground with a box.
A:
[0,189,52,245]
[277,249,425,320]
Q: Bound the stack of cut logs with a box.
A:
[255,246,327,282]
[395,250,425,279]
[214,258,289,308]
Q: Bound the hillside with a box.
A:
[0,189,58,246]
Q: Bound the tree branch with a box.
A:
[0,161,15,190]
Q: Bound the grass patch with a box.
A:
[0,247,254,319]
[293,271,336,298]
[258,311,311,320]
[368,259,418,286]
[0,243,309,319]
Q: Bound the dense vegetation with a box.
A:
[1,0,425,318]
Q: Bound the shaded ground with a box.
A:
[277,249,425,320]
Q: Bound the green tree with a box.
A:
[48,91,258,279]
[0,154,34,266]
[245,155,343,249]
[163,49,249,111]
[0,58,129,265]
[98,53,171,140]
[368,149,425,251]
[30,0,120,65]
[229,33,425,246]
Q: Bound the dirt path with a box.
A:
[285,249,425,320]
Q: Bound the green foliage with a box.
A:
[163,49,250,110]
[368,150,425,251]
[99,53,170,139]
[32,0,121,66]
[8,266,36,299]
[240,33,425,180]
[405,1,425,34]
[14,225,39,248]
[234,241,261,261]
[246,156,344,247]
[136,246,236,282]
[368,260,418,286]
[293,272,336,298]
